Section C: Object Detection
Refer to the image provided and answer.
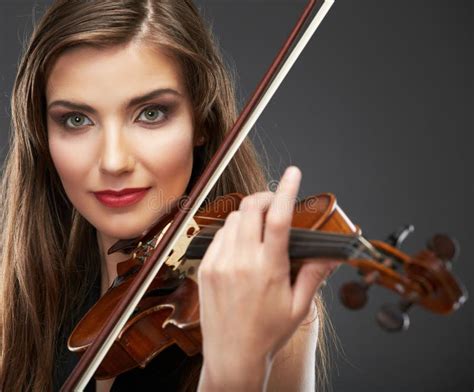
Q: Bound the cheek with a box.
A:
[141,128,195,200]
[46,119,196,240]
[48,133,92,193]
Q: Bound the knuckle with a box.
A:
[225,210,240,224]
[232,264,253,280]
[198,263,222,283]
[266,214,289,232]
[258,191,274,202]
[239,195,255,210]
[240,192,273,211]
[267,268,288,285]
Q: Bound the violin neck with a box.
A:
[185,227,365,262]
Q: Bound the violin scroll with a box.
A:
[427,233,460,264]
[339,224,415,312]
[338,226,467,332]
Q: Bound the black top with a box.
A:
[53,275,201,391]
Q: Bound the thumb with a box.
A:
[291,259,341,322]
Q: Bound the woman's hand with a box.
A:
[197,166,340,391]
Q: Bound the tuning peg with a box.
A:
[339,281,370,310]
[376,298,414,332]
[427,234,460,262]
[387,224,415,248]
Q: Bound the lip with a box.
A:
[93,187,151,208]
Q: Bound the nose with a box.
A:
[98,124,135,175]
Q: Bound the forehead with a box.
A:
[46,41,184,103]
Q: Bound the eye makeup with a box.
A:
[49,101,179,131]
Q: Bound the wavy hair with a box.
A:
[0,1,331,390]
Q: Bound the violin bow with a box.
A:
[61,0,335,389]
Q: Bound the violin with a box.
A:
[67,192,467,379]
[61,0,468,389]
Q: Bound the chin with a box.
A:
[100,225,147,241]
[84,215,149,243]
[80,202,172,242]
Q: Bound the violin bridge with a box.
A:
[163,218,200,271]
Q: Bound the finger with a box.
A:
[263,166,301,261]
[238,192,274,247]
[221,211,240,259]
[291,259,342,322]
[200,226,225,269]
[198,228,225,303]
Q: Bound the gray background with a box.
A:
[0,1,472,391]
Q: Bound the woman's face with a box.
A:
[46,42,198,241]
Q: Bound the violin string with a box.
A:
[189,237,358,253]
[191,217,385,260]
[154,216,380,260]
[193,221,359,242]
[145,223,363,255]
[141,219,382,261]
[191,234,358,250]
[187,222,364,249]
[193,232,362,252]
[187,232,374,259]
[192,232,357,248]
[185,239,372,260]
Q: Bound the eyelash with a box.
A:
[58,104,170,130]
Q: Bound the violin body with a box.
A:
[68,193,467,379]
[68,265,202,378]
[69,192,359,378]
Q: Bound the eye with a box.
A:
[137,105,168,124]
[60,113,93,129]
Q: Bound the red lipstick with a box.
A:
[93,187,151,208]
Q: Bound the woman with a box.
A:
[0,1,339,391]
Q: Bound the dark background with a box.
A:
[0,1,472,391]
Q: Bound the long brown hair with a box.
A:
[0,0,330,390]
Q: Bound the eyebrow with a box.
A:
[47,88,182,114]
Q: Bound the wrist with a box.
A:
[198,353,272,392]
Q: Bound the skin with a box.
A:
[46,41,199,294]
[46,41,340,391]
